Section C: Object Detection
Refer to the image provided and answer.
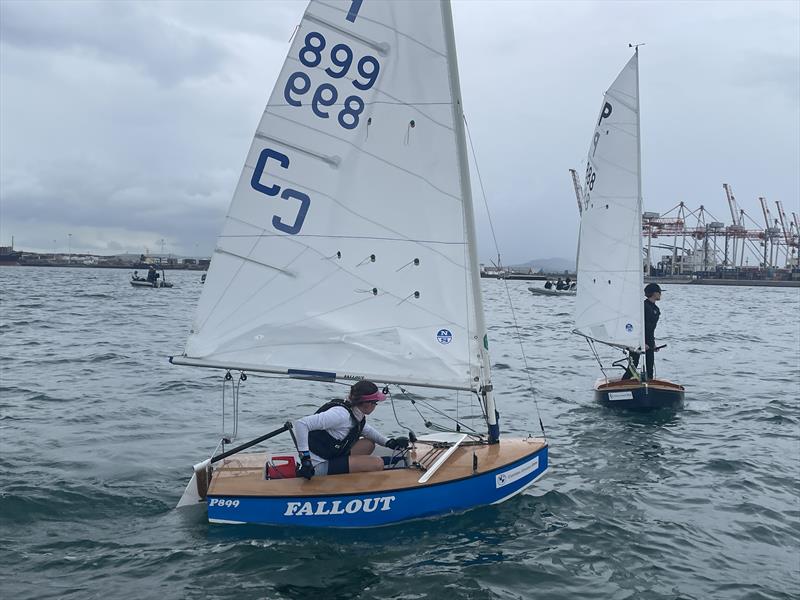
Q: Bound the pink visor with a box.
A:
[358,390,386,403]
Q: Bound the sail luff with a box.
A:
[633,48,645,352]
[440,0,496,432]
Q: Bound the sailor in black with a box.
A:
[293,380,409,479]
[622,283,662,380]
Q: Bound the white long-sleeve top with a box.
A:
[293,405,388,465]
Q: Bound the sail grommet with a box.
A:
[396,257,420,272]
[404,120,416,145]
[356,254,376,267]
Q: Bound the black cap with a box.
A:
[644,283,663,296]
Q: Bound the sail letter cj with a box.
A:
[250,148,311,235]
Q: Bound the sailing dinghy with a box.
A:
[171,0,548,527]
[573,48,684,409]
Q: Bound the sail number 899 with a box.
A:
[283,31,380,130]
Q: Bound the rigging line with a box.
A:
[218,221,473,333]
[225,172,468,272]
[266,99,453,108]
[392,385,480,435]
[586,337,609,379]
[261,110,462,205]
[219,233,466,245]
[195,238,310,334]
[463,115,547,440]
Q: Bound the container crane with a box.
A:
[723,183,743,266]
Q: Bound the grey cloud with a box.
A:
[0,0,229,85]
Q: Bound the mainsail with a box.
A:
[574,51,644,351]
[174,0,484,391]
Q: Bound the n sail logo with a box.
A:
[436,329,453,344]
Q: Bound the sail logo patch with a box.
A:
[495,457,539,489]
[436,329,453,344]
[625,323,634,332]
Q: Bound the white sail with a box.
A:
[175,0,483,391]
[574,52,644,351]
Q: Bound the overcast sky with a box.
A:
[1,0,798,265]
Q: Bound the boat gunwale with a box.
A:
[207,440,548,499]
[595,377,685,392]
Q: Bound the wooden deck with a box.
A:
[208,438,546,497]
[595,377,685,392]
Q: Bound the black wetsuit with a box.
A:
[623,299,660,380]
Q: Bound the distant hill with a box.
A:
[512,257,575,274]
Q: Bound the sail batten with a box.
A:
[574,52,644,352]
[182,0,482,391]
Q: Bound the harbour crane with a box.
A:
[775,200,796,267]
[723,183,744,266]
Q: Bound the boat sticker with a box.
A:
[625,323,633,332]
[436,329,453,344]
[495,457,539,489]
[284,495,396,516]
[607,391,634,401]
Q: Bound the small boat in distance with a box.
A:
[130,267,173,288]
[529,280,576,297]
[170,0,549,527]
[573,47,684,409]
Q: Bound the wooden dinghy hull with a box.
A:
[198,438,548,527]
[594,377,684,409]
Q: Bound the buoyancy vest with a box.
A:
[308,400,366,460]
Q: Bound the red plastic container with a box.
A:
[266,455,297,479]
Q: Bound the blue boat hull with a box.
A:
[595,379,684,410]
[207,445,548,527]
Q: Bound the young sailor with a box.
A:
[622,283,662,380]
[293,381,409,479]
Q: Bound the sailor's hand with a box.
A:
[386,436,409,450]
[298,452,315,479]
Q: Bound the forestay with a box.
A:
[175,0,482,390]
[574,52,644,351]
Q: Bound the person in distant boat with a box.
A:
[132,270,142,281]
[544,279,553,290]
[293,380,409,479]
[622,283,662,380]
[555,277,565,290]
[146,265,160,286]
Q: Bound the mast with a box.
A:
[441,0,498,442]
[633,46,645,351]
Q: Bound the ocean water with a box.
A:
[1,266,798,600]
